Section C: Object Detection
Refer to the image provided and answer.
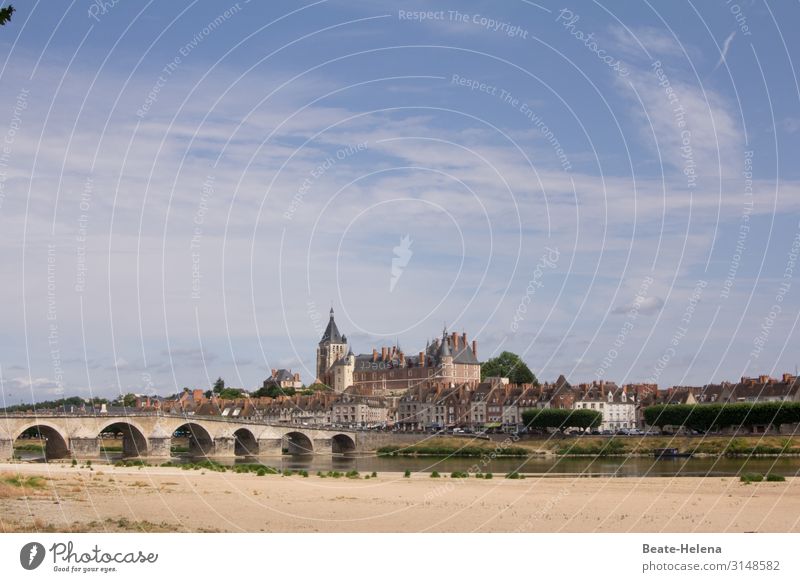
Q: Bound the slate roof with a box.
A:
[273,369,295,382]
[320,308,345,344]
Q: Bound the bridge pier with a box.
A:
[70,438,100,459]
[213,436,235,457]
[147,425,171,458]
[147,437,171,458]
[257,438,282,456]
[0,438,12,461]
[314,438,333,455]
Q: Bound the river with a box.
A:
[15,450,800,477]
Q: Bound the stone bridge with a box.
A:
[0,413,363,461]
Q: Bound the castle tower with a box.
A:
[316,308,348,385]
[331,349,356,393]
[439,327,454,382]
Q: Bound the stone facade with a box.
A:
[319,311,481,396]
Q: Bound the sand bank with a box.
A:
[1,462,798,533]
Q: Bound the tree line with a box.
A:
[0,396,107,413]
[644,402,800,432]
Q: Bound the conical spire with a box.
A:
[320,307,344,344]
[441,328,451,357]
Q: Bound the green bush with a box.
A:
[282,469,294,477]
[71,459,77,467]
[740,473,764,483]
[484,472,493,479]
[114,459,150,468]
[300,470,309,478]
[505,471,525,479]
[403,469,411,478]
[193,460,226,473]
[430,471,440,478]
[450,471,469,478]
[557,438,626,456]
[256,468,266,476]
[766,473,786,482]
[371,471,377,478]
[346,470,360,479]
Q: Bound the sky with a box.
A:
[1,0,799,403]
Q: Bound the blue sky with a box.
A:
[1,0,800,402]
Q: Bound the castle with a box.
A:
[315,309,481,395]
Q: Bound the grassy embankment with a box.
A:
[378,437,529,457]
[377,435,800,457]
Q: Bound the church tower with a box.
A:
[316,308,348,386]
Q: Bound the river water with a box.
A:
[16,450,800,477]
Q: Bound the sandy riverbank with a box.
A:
[1,462,798,533]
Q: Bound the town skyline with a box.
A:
[2,2,800,404]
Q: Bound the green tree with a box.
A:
[122,393,137,407]
[0,5,14,26]
[252,385,296,399]
[216,387,245,399]
[481,351,538,385]
[212,377,225,394]
[522,408,602,431]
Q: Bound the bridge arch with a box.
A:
[283,431,313,455]
[173,422,214,456]
[97,421,148,458]
[15,422,70,460]
[233,428,258,456]
[331,433,356,454]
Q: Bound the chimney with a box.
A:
[271,368,277,378]
[419,351,425,367]
[381,346,388,361]
[373,348,378,362]
[462,332,467,349]
[452,332,458,350]
[472,340,477,358]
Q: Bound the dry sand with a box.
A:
[1,462,799,533]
